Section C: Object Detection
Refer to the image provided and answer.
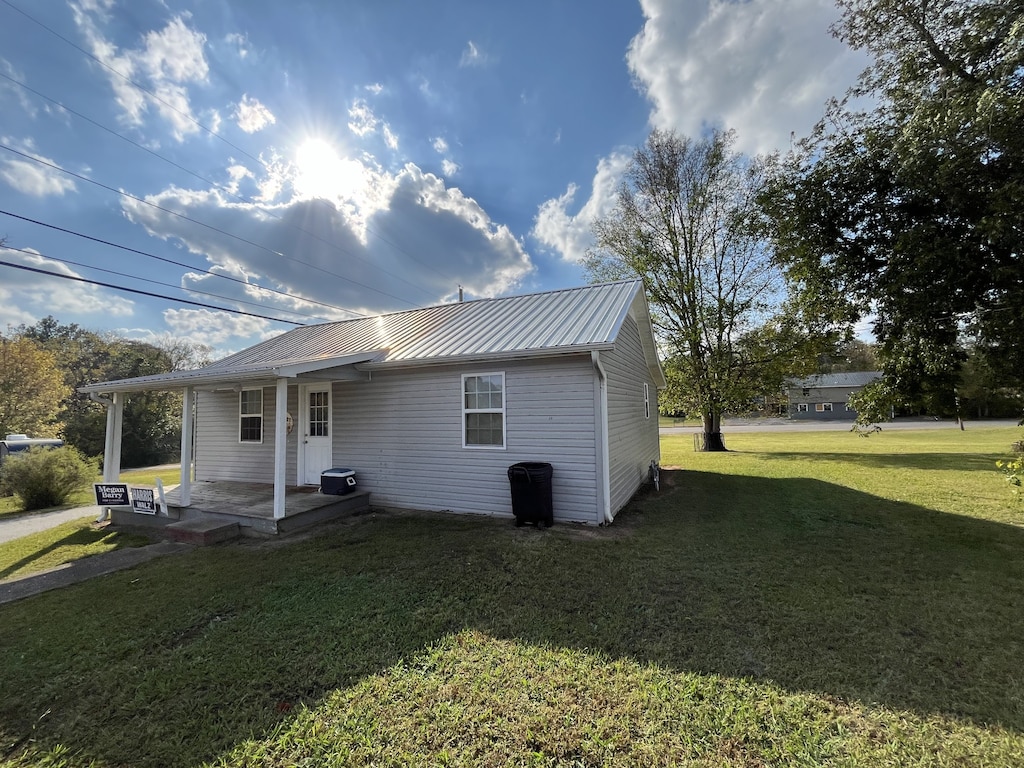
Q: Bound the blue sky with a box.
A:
[0,0,867,357]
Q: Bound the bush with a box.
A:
[0,446,99,511]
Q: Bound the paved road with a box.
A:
[660,418,1021,435]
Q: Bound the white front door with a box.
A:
[300,385,332,485]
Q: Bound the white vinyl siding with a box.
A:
[330,357,599,524]
[601,315,660,517]
[196,386,298,483]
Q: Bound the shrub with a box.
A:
[0,446,99,511]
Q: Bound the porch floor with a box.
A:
[111,481,372,538]
[163,481,359,520]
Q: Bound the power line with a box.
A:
[0,143,420,308]
[0,208,367,319]
[1,244,330,323]
[1,0,453,283]
[0,71,440,302]
[0,0,265,168]
[0,257,306,326]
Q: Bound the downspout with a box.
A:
[591,351,613,524]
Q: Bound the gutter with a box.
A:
[591,351,613,524]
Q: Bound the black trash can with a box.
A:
[507,462,553,527]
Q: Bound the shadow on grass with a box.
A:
[1,470,1023,766]
[0,526,108,580]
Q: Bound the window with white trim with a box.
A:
[797,403,808,413]
[239,388,263,443]
[816,402,833,412]
[463,373,505,448]
[644,383,650,419]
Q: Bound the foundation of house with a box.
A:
[109,481,371,542]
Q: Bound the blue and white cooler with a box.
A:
[320,467,357,495]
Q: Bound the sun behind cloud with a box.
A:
[293,138,368,202]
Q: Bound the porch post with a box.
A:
[103,392,124,483]
[179,386,194,507]
[273,377,288,520]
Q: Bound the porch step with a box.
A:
[166,518,240,546]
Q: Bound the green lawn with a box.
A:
[0,519,152,583]
[1,430,1022,767]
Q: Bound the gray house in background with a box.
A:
[81,281,665,527]
[787,372,882,420]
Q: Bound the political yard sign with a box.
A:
[93,483,130,507]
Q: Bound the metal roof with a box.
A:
[81,281,665,393]
[789,372,882,389]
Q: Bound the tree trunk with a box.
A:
[701,411,728,452]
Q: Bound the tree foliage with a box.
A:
[767,0,1024,404]
[586,129,836,449]
[0,334,70,438]
[15,318,212,467]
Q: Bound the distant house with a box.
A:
[787,372,882,420]
[80,281,666,527]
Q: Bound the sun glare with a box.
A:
[294,138,367,202]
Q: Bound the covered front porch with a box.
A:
[79,350,385,532]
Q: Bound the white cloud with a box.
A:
[382,124,399,150]
[347,98,398,148]
[0,139,76,197]
[441,159,460,177]
[234,94,276,133]
[224,32,251,59]
[161,308,276,348]
[118,159,534,316]
[0,247,133,318]
[71,6,210,141]
[432,137,449,154]
[364,83,384,95]
[532,152,631,263]
[347,98,378,137]
[627,0,868,155]
[0,59,36,116]
[460,41,486,67]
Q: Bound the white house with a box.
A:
[80,281,666,527]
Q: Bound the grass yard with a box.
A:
[0,519,152,583]
[1,428,1023,766]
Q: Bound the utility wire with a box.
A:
[0,143,419,308]
[1,244,331,323]
[1,0,264,167]
[0,258,306,326]
[1,0,453,283]
[0,71,438,302]
[0,208,366,319]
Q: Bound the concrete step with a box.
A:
[166,518,240,546]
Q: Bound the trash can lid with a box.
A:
[321,467,355,477]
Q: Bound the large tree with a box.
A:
[768,0,1023,406]
[0,334,70,438]
[586,129,834,450]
